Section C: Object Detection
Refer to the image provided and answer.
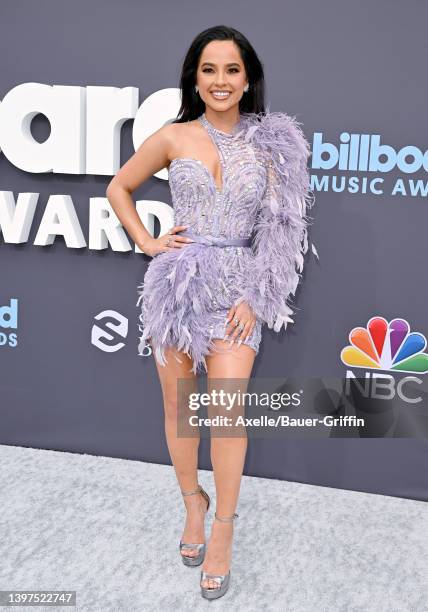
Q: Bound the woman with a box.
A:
[106,25,314,600]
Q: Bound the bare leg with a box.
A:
[152,342,208,559]
[201,340,256,589]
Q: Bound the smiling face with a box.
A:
[196,40,248,113]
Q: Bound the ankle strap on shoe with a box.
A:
[181,484,202,497]
[214,512,239,523]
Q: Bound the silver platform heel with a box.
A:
[200,511,239,600]
[179,484,211,567]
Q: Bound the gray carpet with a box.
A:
[0,444,426,612]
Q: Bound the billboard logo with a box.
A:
[312,133,428,174]
[0,298,18,348]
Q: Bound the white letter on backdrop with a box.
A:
[132,88,181,182]
[86,86,139,176]
[134,200,174,253]
[89,197,133,251]
[0,191,39,243]
[0,83,85,174]
[33,195,86,247]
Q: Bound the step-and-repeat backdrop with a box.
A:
[1,1,427,501]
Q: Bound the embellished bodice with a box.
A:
[167,112,268,239]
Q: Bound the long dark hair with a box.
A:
[173,25,266,124]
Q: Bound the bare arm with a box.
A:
[106,123,191,255]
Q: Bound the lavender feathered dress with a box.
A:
[136,110,314,374]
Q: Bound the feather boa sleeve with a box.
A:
[234,110,315,332]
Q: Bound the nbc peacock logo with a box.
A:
[340,316,428,375]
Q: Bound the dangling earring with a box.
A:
[195,85,199,94]
[243,83,249,93]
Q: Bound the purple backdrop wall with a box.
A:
[1,0,427,501]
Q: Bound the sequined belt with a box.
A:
[178,230,252,247]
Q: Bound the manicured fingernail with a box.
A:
[228,338,234,346]
[238,339,242,346]
[224,334,229,341]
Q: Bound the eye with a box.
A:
[201,67,240,73]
